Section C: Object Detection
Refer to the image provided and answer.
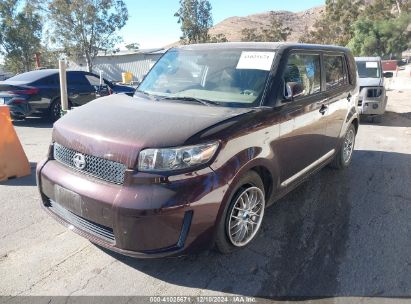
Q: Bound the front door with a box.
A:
[274,52,330,187]
[67,72,97,106]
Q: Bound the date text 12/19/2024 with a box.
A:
[149,296,257,303]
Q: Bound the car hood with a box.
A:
[358,77,383,87]
[53,94,252,168]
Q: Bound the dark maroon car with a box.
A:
[37,43,359,257]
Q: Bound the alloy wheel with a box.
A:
[343,129,355,164]
[227,186,265,247]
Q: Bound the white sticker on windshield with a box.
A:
[236,51,275,71]
[366,61,378,68]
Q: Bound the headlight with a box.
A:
[138,142,219,172]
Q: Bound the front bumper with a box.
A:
[37,158,222,258]
[357,86,387,115]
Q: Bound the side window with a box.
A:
[324,55,347,89]
[67,72,89,85]
[284,53,321,99]
[85,74,101,86]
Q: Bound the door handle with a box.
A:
[347,93,352,102]
[319,105,328,115]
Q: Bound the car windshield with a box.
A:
[356,61,381,78]
[137,48,275,107]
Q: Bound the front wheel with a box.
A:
[330,124,356,169]
[215,171,265,254]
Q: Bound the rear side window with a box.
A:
[34,75,58,86]
[324,55,348,89]
[284,53,321,99]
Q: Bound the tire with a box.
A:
[215,171,265,254]
[330,124,356,170]
[49,98,62,122]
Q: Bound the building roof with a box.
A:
[96,48,166,58]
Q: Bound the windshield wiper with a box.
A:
[135,90,161,100]
[159,96,219,106]
[135,89,152,97]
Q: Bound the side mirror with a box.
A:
[94,85,109,97]
[284,82,304,101]
[383,72,393,78]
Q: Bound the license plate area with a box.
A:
[54,185,84,217]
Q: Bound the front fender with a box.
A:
[209,143,280,234]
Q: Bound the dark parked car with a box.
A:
[37,43,359,257]
[0,69,135,121]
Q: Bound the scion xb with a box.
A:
[37,43,359,257]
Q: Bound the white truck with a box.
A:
[355,57,393,122]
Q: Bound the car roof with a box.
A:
[175,42,351,53]
[4,69,100,83]
[6,69,59,82]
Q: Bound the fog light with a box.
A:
[372,103,378,109]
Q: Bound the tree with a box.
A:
[46,0,128,72]
[361,0,411,19]
[347,13,411,58]
[208,33,228,43]
[261,12,291,42]
[301,0,364,46]
[125,42,140,50]
[39,46,62,69]
[241,12,291,42]
[174,0,213,44]
[0,1,43,73]
[241,28,263,42]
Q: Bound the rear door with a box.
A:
[274,51,330,187]
[321,53,352,152]
[30,74,60,112]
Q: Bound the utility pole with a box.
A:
[58,60,68,116]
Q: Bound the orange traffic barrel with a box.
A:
[0,105,31,181]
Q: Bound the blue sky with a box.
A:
[120,0,325,49]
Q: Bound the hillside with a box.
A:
[208,6,325,42]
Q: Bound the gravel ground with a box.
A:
[0,71,410,303]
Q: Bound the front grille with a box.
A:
[53,143,126,185]
[367,88,382,98]
[48,200,115,244]
[359,86,382,98]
